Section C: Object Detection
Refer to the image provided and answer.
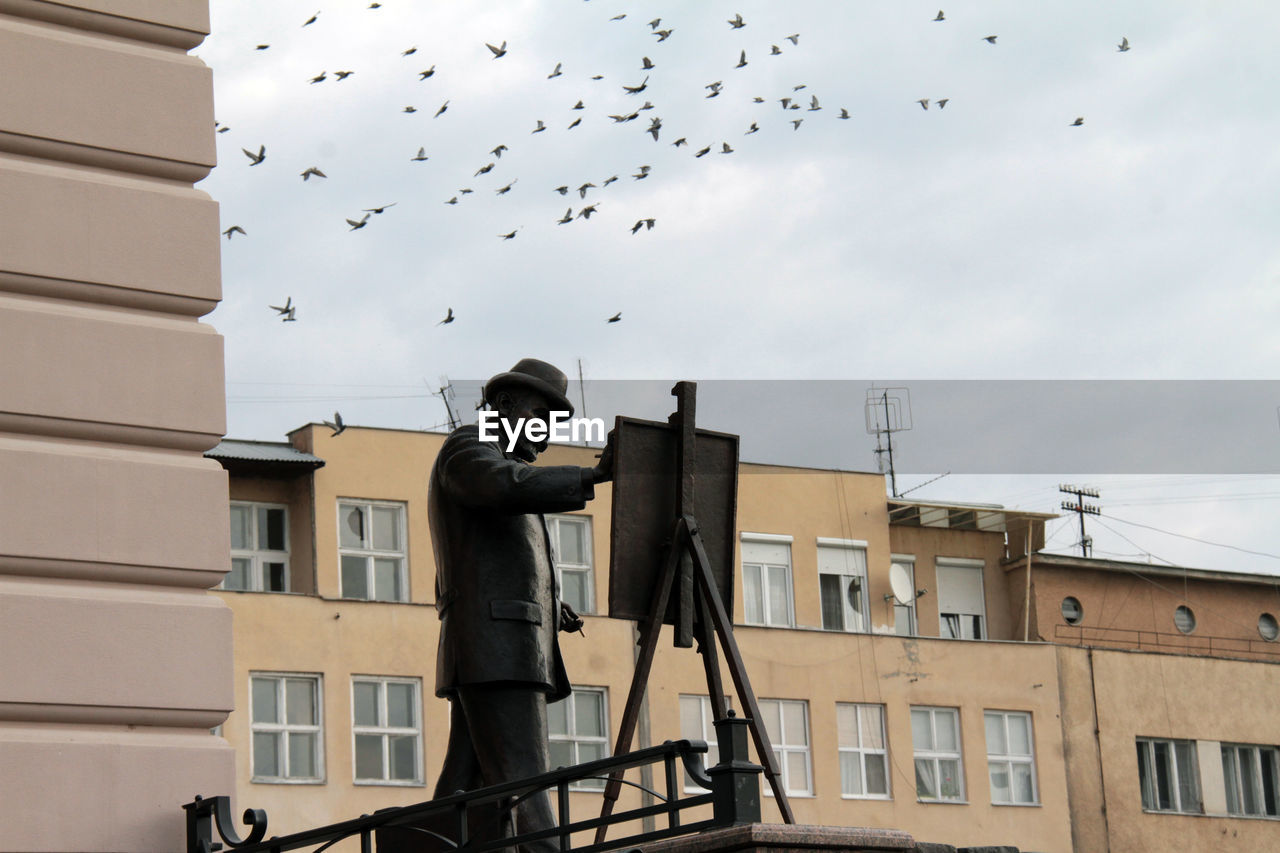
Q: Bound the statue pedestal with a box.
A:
[637,823,916,853]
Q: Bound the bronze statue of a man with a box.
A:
[428,358,611,850]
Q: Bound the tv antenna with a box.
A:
[866,386,912,497]
[434,376,458,430]
[1059,484,1100,557]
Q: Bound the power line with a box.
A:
[1099,512,1280,561]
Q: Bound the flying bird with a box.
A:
[706,81,723,97]
[499,229,518,239]
[770,45,782,55]
[402,46,417,56]
[573,100,585,109]
[654,29,673,41]
[728,13,745,29]
[838,108,850,119]
[936,98,949,109]
[917,98,930,110]
[602,175,619,187]
[736,50,747,68]
[309,71,326,84]
[323,413,345,436]
[459,188,473,194]
[403,106,417,113]
[982,35,998,43]
[694,145,711,157]
[242,144,266,165]
[752,96,765,103]
[557,208,573,224]
[1070,117,1084,126]
[633,165,651,179]
[607,312,622,323]
[1117,37,1130,52]
[672,137,687,147]
[578,182,596,198]
[648,18,661,29]
[555,186,569,195]
[437,308,455,325]
[434,100,449,117]
[412,147,429,161]
[642,57,654,70]
[808,95,821,111]
[577,205,598,219]
[568,117,582,129]
[303,12,318,26]
[364,203,397,214]
[223,225,246,239]
[255,44,269,50]
[496,180,516,195]
[780,97,792,109]
[623,76,649,94]
[347,214,371,230]
[591,74,604,80]
[610,13,625,21]
[491,144,508,158]
[791,118,803,130]
[548,62,563,78]
[721,142,734,153]
[300,166,326,180]
[647,117,661,141]
[419,66,436,79]
[369,2,381,8]
[934,10,945,21]
[531,119,546,133]
[639,100,655,111]
[629,219,654,234]
[445,196,458,205]
[334,70,354,80]
[281,307,296,322]
[215,123,230,133]
[745,122,758,134]
[786,34,800,44]
[475,163,495,176]
[486,40,507,59]
[269,297,292,315]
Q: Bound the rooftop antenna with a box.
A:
[577,358,589,445]
[434,375,458,430]
[866,385,912,498]
[1059,484,1100,557]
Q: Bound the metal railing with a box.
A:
[1053,623,1280,660]
[185,717,762,853]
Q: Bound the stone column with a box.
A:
[0,2,232,851]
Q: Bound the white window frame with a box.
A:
[679,694,732,793]
[759,698,812,796]
[817,539,869,633]
[741,534,795,628]
[1137,737,1201,814]
[549,687,610,791]
[912,706,965,802]
[936,558,986,640]
[1221,743,1279,817]
[547,514,595,615]
[250,672,324,783]
[338,499,409,602]
[351,676,423,786]
[223,501,289,592]
[890,555,917,637]
[837,703,890,800]
[985,710,1039,805]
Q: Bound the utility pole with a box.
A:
[1059,484,1100,557]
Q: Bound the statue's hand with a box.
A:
[591,430,615,484]
[560,601,585,635]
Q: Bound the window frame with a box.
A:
[817,539,870,633]
[836,702,890,800]
[547,513,595,615]
[223,501,290,592]
[548,686,610,792]
[912,706,965,803]
[984,710,1039,806]
[1221,742,1280,817]
[740,534,795,628]
[337,499,409,602]
[759,698,813,796]
[249,672,325,784]
[890,555,917,637]
[351,676,424,786]
[1136,737,1202,814]
[935,558,986,640]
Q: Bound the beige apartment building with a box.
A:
[208,424,1280,853]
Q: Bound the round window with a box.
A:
[1259,613,1279,642]
[1061,596,1083,625]
[1173,605,1196,634]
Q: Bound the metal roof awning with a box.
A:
[888,498,1058,533]
[205,439,325,477]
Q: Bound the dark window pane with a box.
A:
[266,562,287,591]
[355,734,383,779]
[253,732,279,777]
[261,507,286,550]
[342,555,368,599]
[819,574,844,630]
[390,734,417,780]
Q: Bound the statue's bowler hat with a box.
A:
[484,358,575,416]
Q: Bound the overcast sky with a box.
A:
[195,2,1280,580]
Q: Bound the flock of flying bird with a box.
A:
[213,6,1132,333]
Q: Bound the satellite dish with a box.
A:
[889,563,914,606]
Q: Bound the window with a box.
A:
[741,536,794,627]
[547,514,594,614]
[891,556,917,636]
[1136,738,1201,813]
[352,677,422,785]
[985,711,1037,805]
[837,703,889,798]
[818,541,868,632]
[339,501,408,601]
[679,694,731,792]
[250,673,323,782]
[223,502,288,592]
[1221,743,1279,817]
[1173,605,1196,634]
[759,699,811,796]
[1260,613,1279,642]
[936,559,985,640]
[912,706,964,802]
[549,687,608,790]
[1061,596,1083,626]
